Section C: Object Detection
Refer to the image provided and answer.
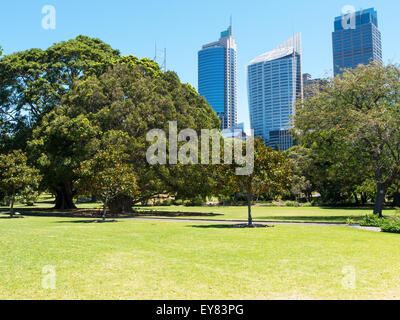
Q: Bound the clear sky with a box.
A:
[1,0,399,131]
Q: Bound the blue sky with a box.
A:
[1,0,399,130]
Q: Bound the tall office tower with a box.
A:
[198,25,237,130]
[247,33,303,151]
[332,7,382,76]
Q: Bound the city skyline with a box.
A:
[1,1,399,132]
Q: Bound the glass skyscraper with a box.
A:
[198,26,237,130]
[247,34,303,151]
[332,7,382,76]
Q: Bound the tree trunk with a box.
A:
[373,182,386,218]
[102,200,107,221]
[4,191,10,206]
[361,192,367,205]
[54,183,76,210]
[10,196,15,218]
[247,192,253,227]
[108,194,134,215]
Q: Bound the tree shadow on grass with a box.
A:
[137,211,223,218]
[255,216,359,223]
[190,224,271,229]
[55,220,118,224]
[0,216,24,219]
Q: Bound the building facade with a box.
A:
[303,73,328,98]
[198,26,237,130]
[332,7,382,76]
[247,34,303,151]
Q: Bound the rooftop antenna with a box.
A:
[154,41,167,72]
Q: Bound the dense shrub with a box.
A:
[161,199,172,206]
[173,199,183,206]
[359,214,400,233]
[185,196,205,207]
[269,200,313,207]
[359,214,385,227]
[381,220,400,233]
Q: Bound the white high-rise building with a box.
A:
[247,33,303,151]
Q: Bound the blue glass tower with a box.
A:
[247,34,303,151]
[198,26,237,129]
[332,8,382,76]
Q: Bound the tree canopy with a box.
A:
[29,61,220,210]
[295,63,400,216]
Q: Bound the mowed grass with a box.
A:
[0,216,400,299]
[2,194,398,223]
[136,205,399,223]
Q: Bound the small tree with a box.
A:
[75,148,139,221]
[0,150,42,217]
[218,138,292,227]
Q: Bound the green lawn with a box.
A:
[0,215,400,299]
[136,205,399,223]
[2,194,398,223]
[0,195,400,223]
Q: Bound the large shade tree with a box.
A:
[30,61,220,211]
[295,63,400,217]
[0,36,121,208]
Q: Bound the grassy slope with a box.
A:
[0,216,399,299]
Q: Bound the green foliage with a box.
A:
[74,147,139,218]
[19,186,40,206]
[359,214,385,227]
[48,62,219,208]
[161,199,172,206]
[295,63,400,214]
[173,199,184,206]
[28,111,100,209]
[346,218,356,225]
[381,219,400,233]
[0,36,120,153]
[283,200,302,207]
[284,146,313,201]
[216,138,292,225]
[0,150,42,215]
[185,195,206,207]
